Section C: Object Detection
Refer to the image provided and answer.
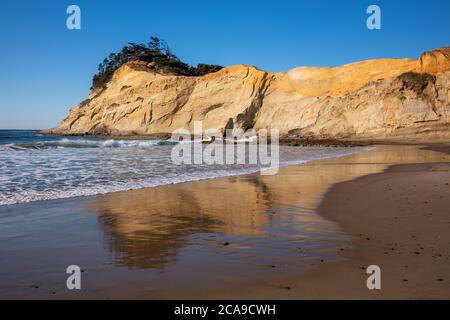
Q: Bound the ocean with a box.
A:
[0,129,368,206]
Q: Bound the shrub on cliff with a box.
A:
[194,63,223,76]
[91,36,223,90]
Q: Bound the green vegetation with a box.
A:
[91,36,223,90]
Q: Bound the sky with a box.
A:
[0,0,449,129]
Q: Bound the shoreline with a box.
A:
[206,144,450,299]
[1,146,369,299]
[310,153,450,299]
[1,144,450,299]
[0,144,371,207]
[314,145,450,299]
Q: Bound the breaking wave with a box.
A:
[0,131,373,206]
[3,138,172,150]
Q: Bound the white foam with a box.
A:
[48,138,161,148]
[0,145,373,206]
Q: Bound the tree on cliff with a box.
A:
[91,36,223,90]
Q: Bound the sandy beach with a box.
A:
[311,163,450,299]
[210,144,450,299]
[1,144,450,299]
[2,0,450,307]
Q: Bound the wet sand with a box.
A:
[1,145,450,299]
[212,145,450,299]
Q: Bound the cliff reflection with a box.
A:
[91,145,450,271]
[93,178,274,269]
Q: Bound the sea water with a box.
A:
[0,129,368,206]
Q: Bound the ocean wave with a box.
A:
[0,146,373,206]
[2,137,260,150]
[3,138,175,149]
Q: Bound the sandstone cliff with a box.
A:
[50,47,450,141]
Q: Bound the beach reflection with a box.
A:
[3,145,450,298]
[93,178,274,269]
[90,145,450,272]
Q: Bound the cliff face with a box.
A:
[51,47,450,141]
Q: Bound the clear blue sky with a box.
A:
[0,0,449,129]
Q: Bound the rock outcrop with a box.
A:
[50,47,450,141]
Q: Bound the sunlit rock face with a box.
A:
[51,47,450,141]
